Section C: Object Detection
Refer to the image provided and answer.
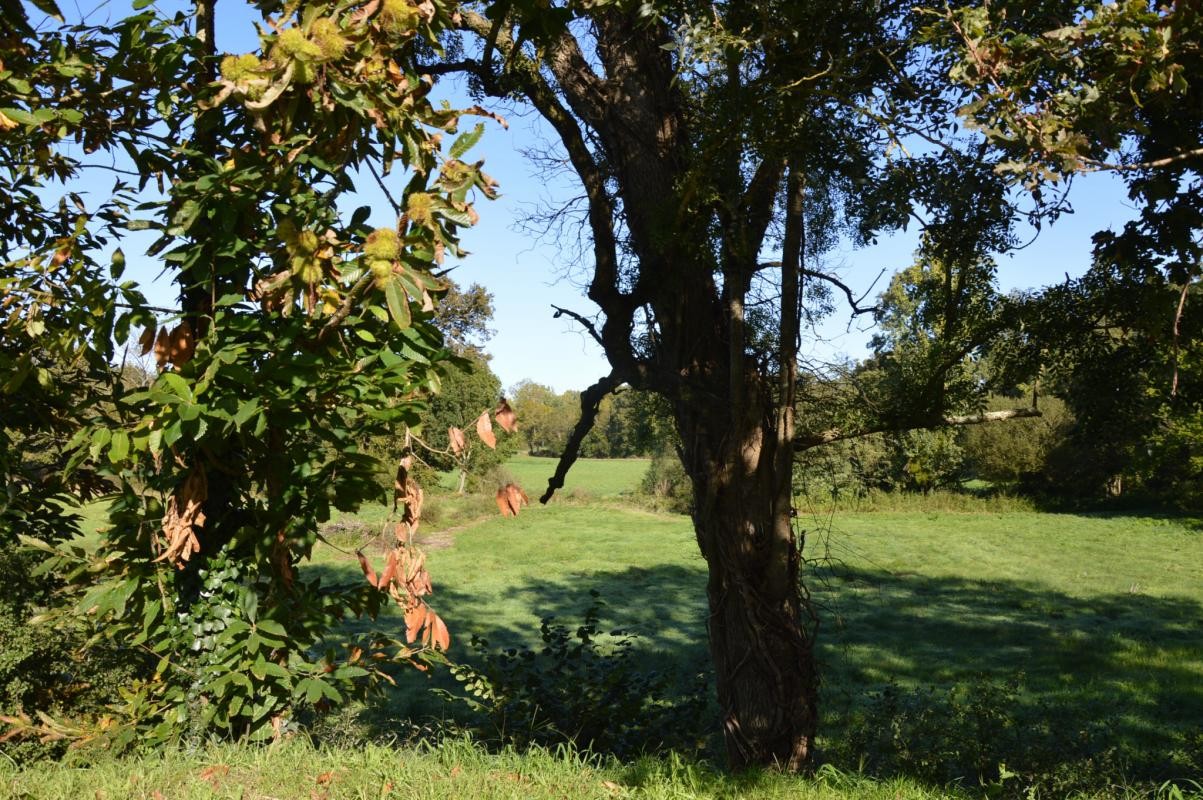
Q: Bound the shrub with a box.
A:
[0,540,149,763]
[639,449,691,515]
[835,675,1161,798]
[437,592,710,759]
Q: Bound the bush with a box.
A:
[639,449,691,514]
[0,540,150,763]
[834,675,1175,798]
[437,592,710,759]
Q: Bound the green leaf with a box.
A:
[449,123,485,159]
[383,277,412,329]
[109,430,130,464]
[255,619,288,642]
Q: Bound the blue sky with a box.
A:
[43,1,1139,394]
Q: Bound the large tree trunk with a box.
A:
[678,377,818,770]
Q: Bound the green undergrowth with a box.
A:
[0,737,1084,800]
[5,738,1201,800]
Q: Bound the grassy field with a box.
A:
[501,454,652,499]
[21,457,1203,797]
[0,738,974,800]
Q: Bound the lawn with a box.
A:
[500,454,652,499]
[26,458,1203,796]
[302,467,1203,776]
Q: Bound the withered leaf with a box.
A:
[474,410,496,449]
[429,612,450,651]
[378,549,399,588]
[403,603,427,644]
[493,398,517,433]
[153,328,171,369]
[156,467,207,568]
[495,488,513,517]
[168,321,195,365]
[393,456,411,513]
[447,426,466,455]
[139,325,157,356]
[356,551,379,588]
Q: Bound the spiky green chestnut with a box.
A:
[405,192,433,227]
[379,0,420,34]
[310,18,349,62]
[369,259,394,282]
[220,53,261,83]
[364,227,401,261]
[276,27,323,61]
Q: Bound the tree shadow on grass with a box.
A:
[813,564,1203,779]
[304,555,1203,781]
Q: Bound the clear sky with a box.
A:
[44,1,1140,394]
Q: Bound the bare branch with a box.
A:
[803,268,879,316]
[539,370,625,504]
[551,304,604,347]
[795,406,1042,450]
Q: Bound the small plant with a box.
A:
[437,591,710,759]
[639,448,692,514]
[838,674,1134,797]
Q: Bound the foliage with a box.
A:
[840,676,1132,797]
[508,381,580,457]
[638,448,692,514]
[927,0,1202,508]
[581,390,675,459]
[438,592,710,759]
[508,382,671,459]
[1,0,501,748]
[959,394,1072,486]
[932,0,1202,285]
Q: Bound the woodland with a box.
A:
[1,0,1201,796]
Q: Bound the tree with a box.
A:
[436,0,1047,768]
[931,0,1202,503]
[421,349,519,492]
[2,0,501,746]
[509,380,577,456]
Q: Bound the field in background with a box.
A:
[33,456,1203,796]
[500,454,651,499]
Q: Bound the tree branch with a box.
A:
[802,268,879,316]
[794,406,1042,451]
[539,370,625,504]
[551,304,604,347]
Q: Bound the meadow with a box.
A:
[5,456,1203,799]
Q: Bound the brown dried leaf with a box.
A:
[403,603,427,644]
[393,456,411,512]
[356,551,379,588]
[156,467,207,568]
[507,483,529,513]
[428,612,450,651]
[168,321,195,366]
[493,399,517,433]
[138,325,157,356]
[378,549,399,588]
[152,328,171,369]
[474,410,496,449]
[495,488,513,517]
[199,765,230,788]
[447,426,466,455]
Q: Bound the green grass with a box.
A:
[302,498,1203,770]
[500,454,651,500]
[30,459,1203,795]
[0,737,984,800]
